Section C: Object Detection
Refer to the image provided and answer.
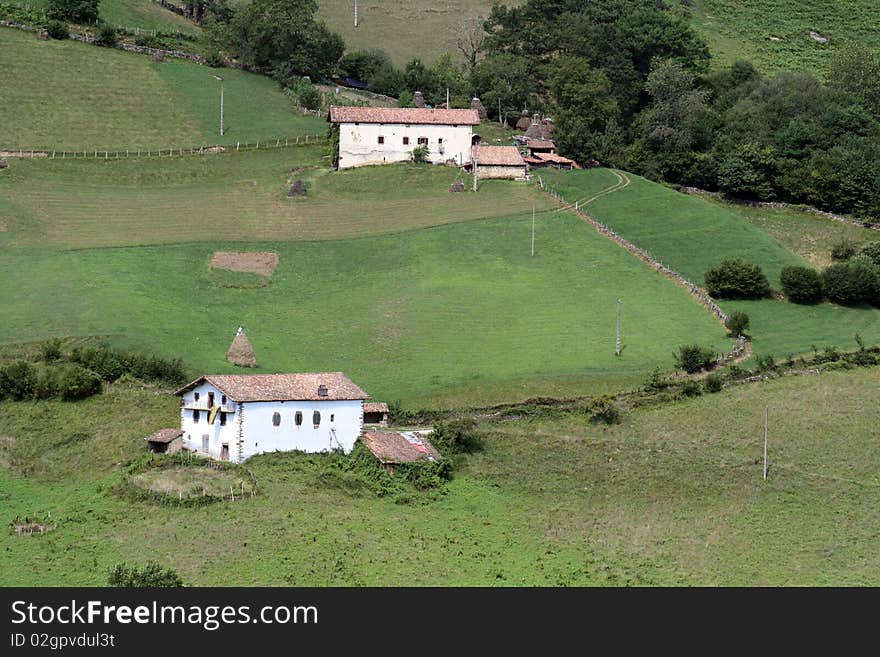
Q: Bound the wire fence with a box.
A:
[1,134,328,160]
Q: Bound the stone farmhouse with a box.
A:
[329,106,481,169]
[174,372,369,463]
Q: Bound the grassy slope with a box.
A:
[2,365,878,585]
[687,0,880,73]
[6,0,199,33]
[0,211,728,408]
[0,147,550,248]
[546,169,880,360]
[0,28,324,150]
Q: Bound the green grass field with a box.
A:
[2,365,878,585]
[686,0,880,73]
[0,28,325,150]
[545,168,880,361]
[5,0,199,33]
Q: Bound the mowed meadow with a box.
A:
[544,168,880,362]
[3,366,879,585]
[0,150,730,407]
[0,28,325,151]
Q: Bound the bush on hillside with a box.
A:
[45,20,69,40]
[704,373,724,393]
[724,311,750,337]
[95,25,118,48]
[704,259,770,299]
[587,394,620,424]
[858,241,880,266]
[822,260,880,305]
[430,419,481,454]
[831,239,857,261]
[0,361,37,400]
[674,344,716,373]
[108,562,183,587]
[297,84,321,111]
[58,364,103,400]
[40,338,63,363]
[780,266,824,303]
[411,145,429,163]
[47,0,99,23]
[69,345,186,385]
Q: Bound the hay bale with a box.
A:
[413,91,426,108]
[0,160,7,170]
[39,30,49,40]
[471,97,488,121]
[227,327,257,368]
[515,109,531,132]
[449,180,465,192]
[152,51,166,63]
[287,180,307,197]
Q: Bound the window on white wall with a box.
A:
[194,392,200,402]
[220,412,227,426]
[294,411,303,427]
[313,411,321,428]
[193,410,200,423]
[272,412,281,427]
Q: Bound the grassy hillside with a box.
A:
[5,0,199,33]
[0,147,550,248]
[0,210,729,407]
[545,168,880,361]
[686,0,880,73]
[0,28,324,150]
[2,365,879,585]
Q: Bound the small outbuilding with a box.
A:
[473,145,527,180]
[524,151,580,170]
[145,428,184,454]
[363,402,389,426]
[361,431,441,475]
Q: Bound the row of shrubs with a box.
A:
[705,241,880,307]
[0,360,102,402]
[68,344,187,386]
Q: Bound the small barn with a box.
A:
[361,431,441,475]
[524,152,580,170]
[473,145,527,180]
[363,402,389,426]
[145,428,184,454]
[525,138,556,156]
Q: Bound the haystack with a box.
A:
[152,51,166,63]
[287,180,307,197]
[227,327,257,368]
[413,90,426,108]
[0,160,7,170]
[471,97,488,121]
[515,109,531,132]
[449,180,465,192]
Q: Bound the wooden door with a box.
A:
[221,443,229,461]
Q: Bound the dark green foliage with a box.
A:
[725,311,750,337]
[45,20,69,40]
[780,266,824,303]
[297,84,321,111]
[57,364,103,400]
[0,361,37,400]
[704,259,770,299]
[858,241,880,266]
[108,562,183,588]
[587,394,620,424]
[704,373,724,393]
[681,379,702,397]
[674,345,716,374]
[69,345,186,385]
[95,24,118,48]
[643,367,669,392]
[411,144,429,163]
[47,0,98,23]
[822,260,880,306]
[40,338,63,363]
[755,354,776,371]
[431,419,481,454]
[831,239,858,261]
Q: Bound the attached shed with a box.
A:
[363,402,389,426]
[361,431,441,475]
[524,151,580,170]
[145,428,184,454]
[473,145,527,180]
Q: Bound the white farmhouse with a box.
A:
[329,106,480,169]
[174,372,369,463]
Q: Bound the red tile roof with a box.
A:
[526,139,555,150]
[362,431,441,464]
[174,373,369,402]
[533,152,576,164]
[363,402,389,414]
[475,145,526,167]
[328,106,480,126]
[145,428,184,444]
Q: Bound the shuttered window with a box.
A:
[272,412,281,427]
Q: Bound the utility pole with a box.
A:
[472,146,478,192]
[354,0,358,27]
[213,75,224,136]
[763,406,769,481]
[615,299,622,356]
[446,87,450,109]
[531,206,536,257]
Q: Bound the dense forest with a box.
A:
[190,0,880,219]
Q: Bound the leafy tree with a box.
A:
[587,394,619,424]
[0,361,37,400]
[828,44,880,121]
[108,562,184,587]
[716,143,777,200]
[45,20,69,40]
[725,311,750,337]
[705,260,770,299]
[47,0,99,23]
[823,260,880,305]
[431,419,481,453]
[471,53,533,121]
[780,266,824,303]
[674,345,716,374]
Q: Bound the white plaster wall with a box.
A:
[478,164,527,180]
[337,122,473,169]
[240,399,363,460]
[180,382,240,461]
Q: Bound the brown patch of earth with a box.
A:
[210,251,279,277]
[0,221,8,232]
